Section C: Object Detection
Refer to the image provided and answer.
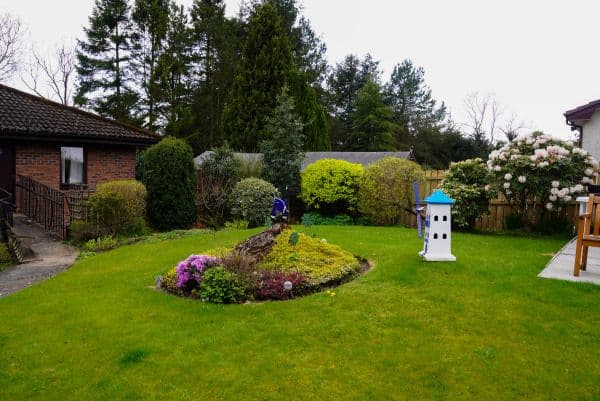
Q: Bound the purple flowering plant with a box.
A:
[176,254,220,291]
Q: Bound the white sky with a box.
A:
[4,0,600,141]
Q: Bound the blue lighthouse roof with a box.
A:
[423,189,455,205]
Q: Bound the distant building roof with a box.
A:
[564,99,600,125]
[196,151,414,170]
[0,83,160,145]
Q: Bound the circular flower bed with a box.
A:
[157,225,368,303]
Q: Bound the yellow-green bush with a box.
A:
[359,157,424,225]
[258,228,360,286]
[300,159,363,216]
[160,267,184,296]
[87,180,148,237]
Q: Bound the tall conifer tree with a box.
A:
[75,0,139,124]
[222,2,293,151]
[131,0,170,131]
[351,79,397,151]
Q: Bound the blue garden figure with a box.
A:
[271,193,289,223]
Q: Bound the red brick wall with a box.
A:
[15,144,61,189]
[15,143,138,191]
[86,146,136,188]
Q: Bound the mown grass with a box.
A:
[0,226,598,401]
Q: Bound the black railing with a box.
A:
[16,175,67,239]
[0,188,14,241]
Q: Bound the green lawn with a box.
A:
[0,227,598,400]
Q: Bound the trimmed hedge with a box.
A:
[86,179,148,237]
[142,137,197,231]
[230,178,277,227]
[300,159,363,216]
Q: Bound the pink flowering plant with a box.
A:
[486,131,599,228]
[176,254,220,291]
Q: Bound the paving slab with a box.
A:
[539,238,600,285]
[0,214,78,297]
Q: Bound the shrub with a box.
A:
[0,243,13,268]
[69,219,96,243]
[199,267,247,303]
[197,146,242,228]
[230,178,277,227]
[83,236,118,252]
[159,267,184,296]
[358,157,424,225]
[301,159,363,216]
[254,271,306,300]
[258,228,360,287]
[142,137,197,231]
[439,158,493,230]
[87,180,148,237]
[487,131,598,228]
[175,254,220,292]
[301,213,353,226]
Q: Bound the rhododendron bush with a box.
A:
[486,131,599,227]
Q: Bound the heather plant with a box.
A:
[176,254,220,292]
[486,131,599,228]
[440,158,493,230]
[255,271,306,300]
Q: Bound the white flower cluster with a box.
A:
[486,131,599,211]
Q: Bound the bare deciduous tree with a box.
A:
[0,12,24,82]
[21,44,75,105]
[463,92,503,143]
[499,113,526,142]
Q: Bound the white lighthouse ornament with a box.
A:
[419,189,456,262]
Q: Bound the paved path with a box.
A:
[0,215,78,298]
[539,238,600,285]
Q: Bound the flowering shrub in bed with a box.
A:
[159,226,366,303]
[176,255,220,292]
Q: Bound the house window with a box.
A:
[61,147,85,186]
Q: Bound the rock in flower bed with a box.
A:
[157,224,367,303]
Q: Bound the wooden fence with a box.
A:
[400,170,581,232]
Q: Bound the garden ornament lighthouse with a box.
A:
[419,189,456,262]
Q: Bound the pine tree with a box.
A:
[351,79,397,151]
[75,0,139,124]
[385,59,447,148]
[288,70,329,150]
[154,2,193,136]
[222,2,293,151]
[131,0,170,131]
[260,87,305,196]
[188,0,239,152]
[326,54,380,149]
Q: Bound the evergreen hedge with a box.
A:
[142,137,197,230]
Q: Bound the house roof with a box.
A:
[301,151,413,170]
[0,84,160,145]
[564,99,600,124]
[195,151,414,171]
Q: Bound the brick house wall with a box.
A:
[15,143,137,191]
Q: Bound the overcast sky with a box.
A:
[4,0,600,141]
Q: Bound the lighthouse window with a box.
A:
[443,215,447,222]
[434,215,439,221]
[443,233,447,239]
[433,233,438,239]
